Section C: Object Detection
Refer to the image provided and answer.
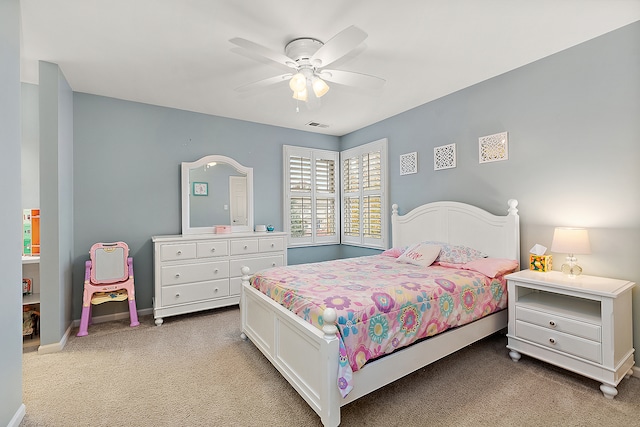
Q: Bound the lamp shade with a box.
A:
[289,73,306,92]
[312,77,330,98]
[551,227,591,255]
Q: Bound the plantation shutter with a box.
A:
[340,139,388,249]
[284,146,339,246]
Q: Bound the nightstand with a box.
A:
[506,270,636,399]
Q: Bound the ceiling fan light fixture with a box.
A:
[292,87,308,101]
[289,72,306,92]
[312,76,330,98]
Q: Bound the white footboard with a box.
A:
[240,268,342,426]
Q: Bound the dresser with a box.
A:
[152,232,286,325]
[506,270,636,399]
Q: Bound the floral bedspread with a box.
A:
[250,255,508,397]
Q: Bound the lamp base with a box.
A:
[561,255,582,278]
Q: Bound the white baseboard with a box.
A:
[37,323,72,354]
[7,403,25,427]
[632,365,640,379]
[72,308,153,327]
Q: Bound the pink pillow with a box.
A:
[380,246,406,258]
[397,243,441,267]
[434,261,463,269]
[460,258,519,278]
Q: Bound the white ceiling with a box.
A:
[20,0,640,136]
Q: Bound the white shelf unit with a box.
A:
[22,255,41,348]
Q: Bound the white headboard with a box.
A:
[391,200,520,261]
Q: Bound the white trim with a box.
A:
[7,404,25,427]
[37,323,72,354]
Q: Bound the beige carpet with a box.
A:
[22,307,640,426]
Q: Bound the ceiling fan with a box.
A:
[230,26,385,106]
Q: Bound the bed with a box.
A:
[240,200,520,426]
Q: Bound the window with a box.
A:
[340,139,388,249]
[284,146,339,246]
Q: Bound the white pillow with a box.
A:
[397,243,441,267]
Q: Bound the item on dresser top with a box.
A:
[215,225,232,234]
[77,242,140,337]
[255,224,267,232]
[266,224,274,232]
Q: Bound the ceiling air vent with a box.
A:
[306,121,329,128]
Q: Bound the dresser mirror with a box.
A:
[181,155,254,234]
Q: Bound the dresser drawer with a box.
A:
[230,255,284,277]
[229,277,243,296]
[259,237,285,252]
[515,320,602,363]
[197,241,228,258]
[161,279,230,306]
[516,306,601,342]
[230,239,259,255]
[160,243,196,261]
[161,261,229,286]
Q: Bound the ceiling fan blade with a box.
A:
[229,38,298,69]
[319,69,385,90]
[235,73,293,92]
[311,26,367,68]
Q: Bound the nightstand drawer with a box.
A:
[516,306,601,342]
[515,320,602,363]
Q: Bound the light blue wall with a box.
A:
[21,83,39,208]
[72,95,340,318]
[0,0,24,425]
[39,61,75,346]
[342,22,640,347]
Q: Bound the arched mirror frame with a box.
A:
[181,155,254,234]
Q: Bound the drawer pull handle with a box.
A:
[214,268,219,273]
[549,338,556,345]
[214,288,219,293]
[175,293,180,298]
[175,273,180,278]
[244,245,248,249]
[211,248,216,252]
[272,262,276,267]
[271,243,275,247]
[549,320,556,327]
[177,250,182,255]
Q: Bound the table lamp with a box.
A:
[550,227,591,278]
